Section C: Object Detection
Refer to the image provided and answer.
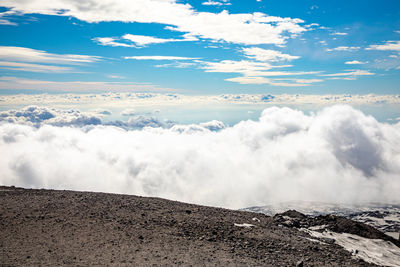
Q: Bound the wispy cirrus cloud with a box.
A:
[0,46,101,73]
[0,10,18,25]
[0,61,75,73]
[94,33,198,48]
[329,32,348,36]
[345,60,367,65]
[199,51,321,86]
[0,76,175,92]
[93,37,136,48]
[225,76,322,86]
[321,70,374,80]
[326,46,360,52]
[0,46,101,64]
[202,0,231,6]
[124,56,198,61]
[242,47,300,62]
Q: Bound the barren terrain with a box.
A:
[0,186,379,266]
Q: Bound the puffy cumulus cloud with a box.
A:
[0,106,102,127]
[1,0,306,45]
[121,109,136,116]
[1,92,400,107]
[0,105,226,131]
[93,109,112,116]
[1,105,400,209]
[1,92,400,106]
[171,120,226,134]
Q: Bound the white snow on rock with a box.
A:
[303,229,400,267]
[243,202,400,237]
[234,223,255,228]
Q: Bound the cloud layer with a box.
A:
[1,92,399,106]
[1,105,399,209]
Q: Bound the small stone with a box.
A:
[296,260,304,267]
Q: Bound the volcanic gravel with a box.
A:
[0,186,376,266]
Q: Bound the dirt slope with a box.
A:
[0,186,374,266]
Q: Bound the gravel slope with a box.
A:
[0,186,375,266]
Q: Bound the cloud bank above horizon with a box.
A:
[1,105,399,209]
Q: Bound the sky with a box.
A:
[0,0,399,95]
[0,0,400,208]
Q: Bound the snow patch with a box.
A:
[304,229,400,267]
[234,223,255,228]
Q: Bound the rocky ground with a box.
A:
[0,186,386,266]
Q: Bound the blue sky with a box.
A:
[0,0,400,95]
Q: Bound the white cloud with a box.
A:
[326,46,360,52]
[94,33,199,47]
[366,41,400,51]
[0,46,101,64]
[121,109,136,116]
[371,57,400,71]
[199,59,321,86]
[0,10,18,25]
[345,60,367,65]
[0,61,75,73]
[124,56,198,61]
[200,60,315,75]
[0,106,102,127]
[107,75,125,79]
[1,0,306,45]
[201,60,272,75]
[0,106,170,129]
[93,37,136,48]
[154,62,197,68]
[242,47,300,62]
[225,76,274,85]
[225,76,322,86]
[1,92,399,106]
[202,0,231,6]
[0,18,17,25]
[0,46,101,73]
[123,34,179,46]
[330,32,348,36]
[322,70,374,77]
[1,105,400,209]
[0,76,175,92]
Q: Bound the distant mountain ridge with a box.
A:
[242,201,400,239]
